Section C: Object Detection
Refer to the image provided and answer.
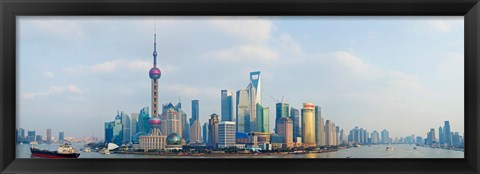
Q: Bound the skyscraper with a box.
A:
[256,103,269,133]
[27,131,35,143]
[19,128,25,143]
[221,90,234,122]
[248,71,261,132]
[137,107,150,134]
[191,100,199,124]
[218,121,236,148]
[46,128,52,144]
[439,126,444,145]
[160,103,181,137]
[381,129,390,144]
[325,120,335,146]
[121,112,131,144]
[290,107,301,142]
[275,102,289,134]
[203,122,209,145]
[190,100,202,144]
[371,130,380,144]
[174,102,189,142]
[104,121,114,143]
[130,113,139,139]
[236,89,249,133]
[335,126,340,145]
[208,113,220,147]
[59,131,64,144]
[189,119,202,144]
[301,103,316,147]
[277,117,294,148]
[113,112,123,145]
[315,106,325,146]
[444,121,452,145]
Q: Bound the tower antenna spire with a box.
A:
[153,19,158,67]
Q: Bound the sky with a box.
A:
[17,16,464,140]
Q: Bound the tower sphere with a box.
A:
[148,116,161,128]
[149,67,161,79]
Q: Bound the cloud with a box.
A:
[23,84,81,100]
[43,71,54,78]
[65,59,177,74]
[203,45,278,62]
[209,17,273,44]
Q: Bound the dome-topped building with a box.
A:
[165,133,183,150]
[166,133,182,145]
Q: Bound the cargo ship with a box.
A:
[30,141,80,158]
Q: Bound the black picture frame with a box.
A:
[1,0,479,173]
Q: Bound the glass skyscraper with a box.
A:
[444,121,451,145]
[290,107,301,142]
[315,105,325,146]
[137,107,150,134]
[221,90,234,122]
[248,71,261,133]
[275,102,289,134]
[256,103,269,133]
[301,103,316,147]
[236,89,249,133]
[191,100,199,123]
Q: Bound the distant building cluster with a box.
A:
[98,33,464,152]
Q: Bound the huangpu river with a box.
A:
[16,143,464,158]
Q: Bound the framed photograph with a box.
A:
[1,0,479,173]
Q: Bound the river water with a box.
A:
[16,143,463,158]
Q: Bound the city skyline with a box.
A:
[17,16,464,139]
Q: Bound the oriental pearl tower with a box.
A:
[148,32,162,136]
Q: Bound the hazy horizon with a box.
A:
[17,16,464,140]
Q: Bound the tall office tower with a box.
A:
[444,121,451,145]
[218,121,236,148]
[104,121,114,143]
[339,129,345,144]
[175,103,189,142]
[46,128,52,144]
[275,102,290,134]
[236,89,250,133]
[277,117,294,148]
[381,129,390,144]
[314,106,325,146]
[203,122,208,145]
[325,120,332,145]
[439,126,444,145]
[59,131,64,144]
[189,119,202,144]
[137,107,150,134]
[121,112,131,144]
[247,71,261,132]
[19,128,25,142]
[191,100,199,125]
[36,135,43,143]
[27,131,35,143]
[301,103,316,147]
[256,104,269,132]
[208,113,220,147]
[335,126,340,145]
[221,90,234,121]
[113,111,123,145]
[130,113,139,139]
[429,128,436,144]
[160,103,181,137]
[290,107,301,142]
[416,136,424,145]
[371,130,380,144]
